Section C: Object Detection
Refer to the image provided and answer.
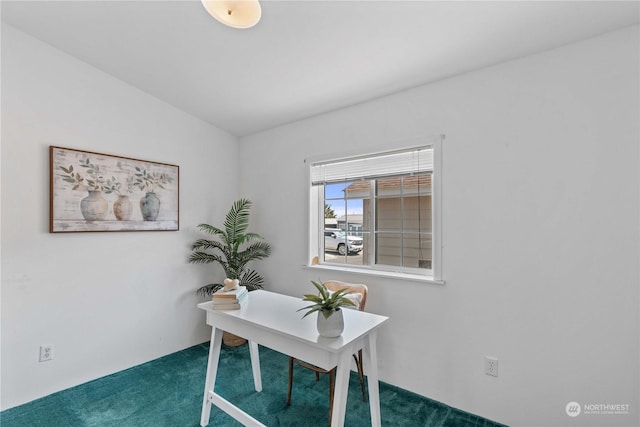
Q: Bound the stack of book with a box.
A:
[212,286,248,310]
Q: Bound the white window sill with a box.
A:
[303,264,445,285]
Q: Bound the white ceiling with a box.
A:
[2,1,639,137]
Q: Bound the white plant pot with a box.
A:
[317,309,344,338]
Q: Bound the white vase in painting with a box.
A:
[80,190,108,221]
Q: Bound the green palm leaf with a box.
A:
[236,242,272,264]
[239,269,265,291]
[191,239,222,251]
[224,199,251,248]
[197,223,226,237]
[188,252,227,266]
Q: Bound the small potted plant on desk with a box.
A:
[298,280,356,337]
[189,198,272,346]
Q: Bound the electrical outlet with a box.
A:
[485,356,498,377]
[39,345,54,362]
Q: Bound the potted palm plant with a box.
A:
[298,280,356,337]
[189,199,271,346]
[189,198,271,295]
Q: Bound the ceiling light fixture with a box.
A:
[201,0,261,29]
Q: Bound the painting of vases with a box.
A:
[50,146,179,233]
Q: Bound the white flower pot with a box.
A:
[317,309,344,338]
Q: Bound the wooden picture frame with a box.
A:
[50,146,179,233]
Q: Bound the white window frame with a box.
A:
[306,135,444,284]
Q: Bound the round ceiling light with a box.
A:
[201,0,262,29]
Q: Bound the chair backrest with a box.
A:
[323,280,368,312]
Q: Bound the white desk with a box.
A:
[198,290,388,427]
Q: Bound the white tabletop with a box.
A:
[198,289,389,427]
[198,290,388,353]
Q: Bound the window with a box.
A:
[308,136,442,280]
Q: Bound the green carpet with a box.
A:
[1,343,506,426]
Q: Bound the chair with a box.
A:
[286,280,368,425]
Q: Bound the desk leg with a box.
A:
[331,349,353,427]
[200,327,223,427]
[248,340,262,392]
[364,331,382,427]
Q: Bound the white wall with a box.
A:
[239,26,640,426]
[0,25,239,409]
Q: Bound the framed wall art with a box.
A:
[50,146,179,233]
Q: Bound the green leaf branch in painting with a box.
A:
[58,165,84,190]
[79,157,107,190]
[103,175,135,196]
[58,157,106,191]
[134,166,174,193]
[102,161,137,195]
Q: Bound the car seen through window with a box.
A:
[324,229,363,255]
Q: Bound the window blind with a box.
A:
[310,146,432,185]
